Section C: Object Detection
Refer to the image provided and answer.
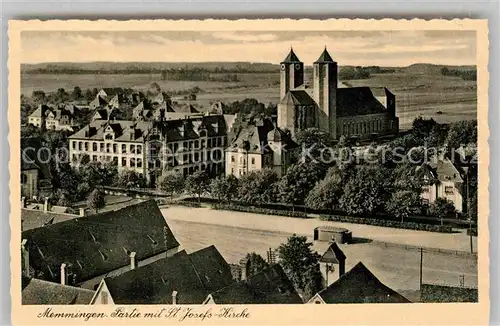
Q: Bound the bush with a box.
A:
[214,203,309,218]
[319,214,453,233]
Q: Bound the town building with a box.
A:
[203,263,302,304]
[225,116,298,178]
[69,113,232,184]
[418,155,464,213]
[21,197,84,231]
[307,262,410,304]
[27,104,84,131]
[21,137,53,199]
[90,245,233,305]
[318,242,347,286]
[22,276,95,305]
[21,200,180,291]
[277,48,399,140]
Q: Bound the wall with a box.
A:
[336,112,391,139]
[78,246,179,290]
[225,150,262,177]
[91,280,115,305]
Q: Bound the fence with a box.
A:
[371,240,477,257]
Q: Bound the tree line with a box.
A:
[440,67,477,81]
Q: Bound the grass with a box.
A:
[22,70,476,128]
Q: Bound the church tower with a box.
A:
[313,48,338,138]
[280,48,304,100]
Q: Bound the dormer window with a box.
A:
[105,133,113,140]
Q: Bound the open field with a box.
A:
[22,68,476,128]
[166,217,478,293]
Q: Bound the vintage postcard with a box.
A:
[9,19,489,325]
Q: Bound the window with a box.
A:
[137,159,142,168]
[78,142,83,151]
[100,143,104,152]
[105,134,113,140]
[136,145,142,155]
[251,157,256,165]
[72,141,76,150]
[194,140,199,149]
[183,154,188,163]
[231,155,235,163]
[84,142,89,151]
[122,144,127,154]
[113,144,117,153]
[92,155,97,162]
[121,157,127,167]
[445,186,454,194]
[130,145,136,154]
[106,143,111,153]
[112,157,118,165]
[422,186,429,193]
[130,158,136,168]
[93,142,98,151]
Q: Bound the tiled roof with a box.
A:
[319,242,346,264]
[22,200,179,284]
[428,156,463,183]
[282,48,301,63]
[175,104,200,114]
[69,119,152,143]
[104,246,233,304]
[22,276,95,305]
[280,90,316,106]
[208,264,303,304]
[21,208,78,231]
[315,48,335,63]
[314,262,410,303]
[337,87,388,117]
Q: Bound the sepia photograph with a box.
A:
[8,18,489,325]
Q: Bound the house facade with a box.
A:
[418,156,464,213]
[28,104,83,131]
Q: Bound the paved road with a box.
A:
[163,208,478,293]
[162,206,478,252]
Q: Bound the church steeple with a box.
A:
[282,47,301,63]
[315,47,335,63]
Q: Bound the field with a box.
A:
[162,206,478,294]
[21,66,476,129]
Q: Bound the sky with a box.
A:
[21,30,476,67]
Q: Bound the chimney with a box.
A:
[60,263,68,285]
[239,258,249,281]
[43,198,50,212]
[129,252,136,270]
[79,208,85,217]
[172,290,178,305]
[21,239,29,277]
[21,197,26,208]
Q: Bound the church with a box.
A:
[277,48,399,140]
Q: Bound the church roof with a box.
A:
[280,90,316,106]
[315,48,335,63]
[282,48,301,63]
[337,87,387,117]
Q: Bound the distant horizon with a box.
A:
[21,30,476,66]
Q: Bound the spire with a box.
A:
[282,48,301,63]
[315,47,335,63]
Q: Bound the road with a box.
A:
[162,207,478,295]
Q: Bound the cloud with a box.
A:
[20,30,476,66]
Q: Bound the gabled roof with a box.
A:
[22,200,179,284]
[104,246,233,304]
[427,156,463,183]
[337,87,387,117]
[207,264,303,304]
[22,276,95,305]
[313,262,410,303]
[319,242,346,264]
[282,48,301,63]
[315,48,335,63]
[280,90,316,106]
[21,208,78,231]
[29,105,49,118]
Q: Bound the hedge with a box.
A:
[319,214,453,233]
[213,203,309,218]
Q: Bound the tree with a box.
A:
[245,252,269,277]
[32,90,46,104]
[55,189,72,207]
[72,86,83,100]
[386,190,422,223]
[305,168,343,211]
[84,89,94,102]
[237,169,279,205]
[278,163,327,210]
[87,189,105,213]
[185,171,209,202]
[277,234,323,300]
[115,170,147,189]
[429,197,456,219]
[159,170,185,197]
[149,82,161,95]
[210,174,239,203]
